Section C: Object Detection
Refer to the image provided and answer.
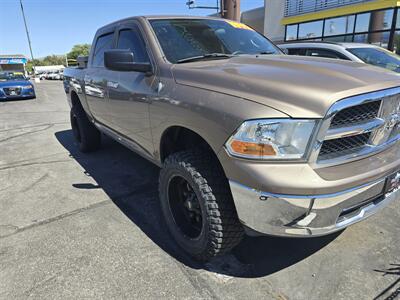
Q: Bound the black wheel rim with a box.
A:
[168,175,203,239]
[71,113,81,143]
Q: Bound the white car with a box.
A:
[38,73,47,80]
[47,72,61,80]
[278,42,400,73]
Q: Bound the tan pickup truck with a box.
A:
[64,16,400,261]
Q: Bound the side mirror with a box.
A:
[104,50,152,75]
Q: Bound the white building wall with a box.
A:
[264,0,286,42]
[241,7,265,33]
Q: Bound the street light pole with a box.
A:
[19,0,36,74]
[221,0,240,21]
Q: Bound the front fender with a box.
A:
[65,77,93,120]
[150,83,289,162]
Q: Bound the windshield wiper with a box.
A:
[177,53,233,64]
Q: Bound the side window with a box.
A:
[116,27,150,63]
[287,48,307,56]
[306,49,341,59]
[92,33,114,67]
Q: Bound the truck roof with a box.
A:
[97,15,223,31]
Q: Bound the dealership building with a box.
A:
[243,0,400,53]
[0,54,28,75]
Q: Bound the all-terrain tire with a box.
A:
[159,150,244,261]
[70,105,101,152]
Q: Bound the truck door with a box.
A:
[85,31,115,126]
[105,23,156,156]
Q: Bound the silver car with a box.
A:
[278,42,400,73]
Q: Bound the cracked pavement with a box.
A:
[0,81,399,299]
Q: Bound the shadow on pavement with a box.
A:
[55,129,341,278]
[374,264,400,300]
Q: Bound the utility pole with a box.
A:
[19,0,35,74]
[220,0,240,21]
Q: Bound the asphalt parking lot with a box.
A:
[0,80,399,299]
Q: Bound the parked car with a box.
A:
[47,71,62,80]
[0,71,36,100]
[278,42,400,73]
[38,73,47,80]
[64,16,400,261]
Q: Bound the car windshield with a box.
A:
[0,72,26,81]
[149,18,281,63]
[347,47,400,72]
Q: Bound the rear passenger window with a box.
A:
[92,33,114,67]
[287,48,307,56]
[117,28,149,63]
[306,49,341,59]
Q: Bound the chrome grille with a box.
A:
[319,133,371,158]
[315,88,400,166]
[3,87,22,96]
[330,101,381,128]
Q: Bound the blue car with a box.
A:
[0,71,36,100]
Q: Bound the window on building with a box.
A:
[371,9,393,31]
[397,12,400,28]
[284,8,397,52]
[355,12,371,32]
[354,31,390,48]
[286,24,298,40]
[324,15,355,36]
[394,31,400,54]
[92,33,114,67]
[323,35,353,42]
[298,20,323,39]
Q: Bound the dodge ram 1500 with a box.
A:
[64,16,400,261]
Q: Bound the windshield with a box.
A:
[347,47,400,72]
[149,19,281,63]
[0,72,26,81]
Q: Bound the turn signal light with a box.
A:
[230,140,276,157]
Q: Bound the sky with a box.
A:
[0,0,264,58]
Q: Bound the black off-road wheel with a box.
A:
[159,150,244,261]
[70,105,101,152]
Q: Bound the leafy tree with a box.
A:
[25,44,91,72]
[26,55,66,72]
[67,44,91,60]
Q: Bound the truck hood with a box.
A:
[172,55,400,118]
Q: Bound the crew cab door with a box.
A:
[106,23,156,156]
[85,31,115,126]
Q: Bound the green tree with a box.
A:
[67,44,91,60]
[42,55,65,66]
[26,59,41,73]
[26,55,66,73]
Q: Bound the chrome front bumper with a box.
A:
[229,174,399,237]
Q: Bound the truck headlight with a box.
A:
[225,119,316,160]
[24,85,33,89]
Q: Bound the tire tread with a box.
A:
[160,150,243,261]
